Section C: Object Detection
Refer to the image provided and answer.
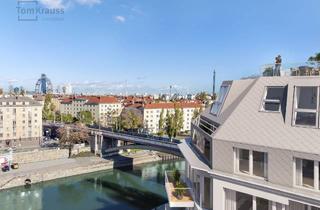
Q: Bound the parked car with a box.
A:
[2,165,10,172]
[11,163,19,169]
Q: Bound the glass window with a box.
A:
[253,151,267,178]
[238,149,250,174]
[302,159,314,188]
[296,87,317,109]
[295,112,317,126]
[236,192,252,210]
[294,87,318,127]
[262,87,286,112]
[204,138,211,164]
[211,85,230,115]
[203,177,212,209]
[256,197,269,210]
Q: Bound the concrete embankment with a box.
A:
[0,151,178,190]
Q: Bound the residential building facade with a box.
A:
[60,96,123,125]
[169,75,320,210]
[143,102,202,134]
[0,96,43,149]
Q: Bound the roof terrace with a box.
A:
[261,62,320,77]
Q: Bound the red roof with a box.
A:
[80,96,119,104]
[61,96,119,104]
[144,102,202,109]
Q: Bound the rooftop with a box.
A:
[144,101,203,109]
[0,96,42,107]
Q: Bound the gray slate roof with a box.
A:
[209,76,320,155]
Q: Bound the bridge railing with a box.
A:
[88,125,181,144]
[45,123,181,145]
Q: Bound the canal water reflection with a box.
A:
[0,160,185,210]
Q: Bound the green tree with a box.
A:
[61,113,74,123]
[308,52,320,62]
[42,94,53,120]
[120,109,142,131]
[77,111,94,125]
[57,124,89,158]
[165,111,175,140]
[158,109,165,136]
[174,108,184,133]
[192,107,203,120]
[196,92,210,103]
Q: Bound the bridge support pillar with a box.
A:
[94,133,98,155]
[100,135,104,158]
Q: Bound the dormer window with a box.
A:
[293,86,318,127]
[261,86,286,112]
[211,85,230,115]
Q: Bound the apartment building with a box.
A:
[0,96,42,149]
[143,102,202,134]
[167,75,320,210]
[60,96,122,125]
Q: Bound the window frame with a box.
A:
[293,157,320,191]
[234,148,268,180]
[260,86,285,113]
[292,86,319,128]
[211,85,230,116]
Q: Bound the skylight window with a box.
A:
[261,87,285,112]
[211,85,230,115]
[293,86,318,127]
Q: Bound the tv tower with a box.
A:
[212,70,216,97]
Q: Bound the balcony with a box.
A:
[165,170,194,208]
[261,62,320,77]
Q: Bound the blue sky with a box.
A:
[0,0,319,94]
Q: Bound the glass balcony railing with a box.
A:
[261,62,320,77]
[164,170,194,208]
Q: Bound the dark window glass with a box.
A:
[204,138,211,163]
[253,151,267,178]
[295,112,316,126]
[263,102,280,111]
[239,149,249,174]
[203,177,212,209]
[236,192,253,210]
[263,87,285,111]
[256,197,269,210]
[296,87,317,109]
[266,87,285,100]
[302,159,314,188]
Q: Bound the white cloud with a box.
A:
[75,0,101,6]
[114,15,126,23]
[38,0,101,9]
[39,0,65,8]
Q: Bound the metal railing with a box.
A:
[261,62,320,77]
[44,122,181,145]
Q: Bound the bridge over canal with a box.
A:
[43,123,182,157]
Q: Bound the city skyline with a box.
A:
[0,0,320,94]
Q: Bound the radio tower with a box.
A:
[212,70,216,97]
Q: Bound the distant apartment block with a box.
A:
[167,72,320,209]
[60,96,123,125]
[143,102,203,134]
[0,96,42,149]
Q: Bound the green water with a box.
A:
[0,160,185,210]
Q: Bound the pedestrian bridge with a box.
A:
[43,123,182,157]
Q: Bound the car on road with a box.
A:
[2,165,10,172]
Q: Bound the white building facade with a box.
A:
[168,76,320,210]
[60,96,123,125]
[143,102,202,134]
[0,96,42,149]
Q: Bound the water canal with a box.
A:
[0,160,185,210]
